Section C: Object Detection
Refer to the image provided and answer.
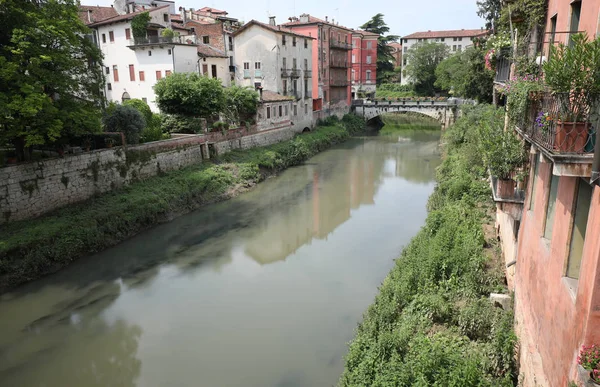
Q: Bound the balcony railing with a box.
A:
[305,89,312,98]
[495,48,511,84]
[330,40,352,50]
[329,78,349,87]
[130,35,198,46]
[330,60,349,68]
[517,92,598,155]
[290,68,301,78]
[281,68,291,77]
[243,69,251,79]
[304,70,312,78]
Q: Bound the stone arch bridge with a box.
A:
[352,99,472,129]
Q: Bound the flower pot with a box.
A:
[496,178,516,199]
[555,122,589,153]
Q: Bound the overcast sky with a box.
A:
[89,0,485,38]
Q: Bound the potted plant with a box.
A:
[543,33,600,152]
[578,344,600,386]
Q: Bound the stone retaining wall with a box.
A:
[0,125,296,224]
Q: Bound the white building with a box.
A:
[233,19,315,132]
[400,29,487,85]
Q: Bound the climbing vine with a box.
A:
[131,12,150,39]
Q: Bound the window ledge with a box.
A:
[562,277,578,302]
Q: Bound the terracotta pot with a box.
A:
[555,122,589,153]
[496,178,516,199]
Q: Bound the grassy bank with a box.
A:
[380,113,441,136]
[339,105,517,386]
[0,114,364,292]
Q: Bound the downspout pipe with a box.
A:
[591,120,600,185]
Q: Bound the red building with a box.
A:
[492,1,600,386]
[351,30,378,99]
[283,14,352,116]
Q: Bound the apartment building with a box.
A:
[283,14,352,115]
[233,19,315,132]
[351,30,378,98]
[400,29,487,85]
[491,1,600,385]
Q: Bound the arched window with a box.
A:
[121,92,131,103]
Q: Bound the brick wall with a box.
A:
[190,22,225,51]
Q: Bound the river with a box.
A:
[0,129,441,387]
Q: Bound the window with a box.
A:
[304,79,308,93]
[293,79,297,94]
[453,37,457,41]
[366,70,371,80]
[156,70,162,80]
[366,55,371,64]
[458,37,462,41]
[109,31,114,42]
[441,38,445,42]
[139,71,145,81]
[292,58,297,69]
[202,36,210,44]
[452,45,457,51]
[285,105,288,116]
[244,62,250,69]
[228,36,233,51]
[458,45,462,51]
[282,57,287,68]
[267,106,271,119]
[211,65,217,78]
[292,36,297,46]
[202,64,208,75]
[543,175,560,239]
[323,30,326,41]
[142,97,147,103]
[125,28,131,40]
[403,46,407,53]
[279,105,282,116]
[105,66,110,74]
[549,15,557,51]
[352,69,356,81]
[163,13,168,22]
[283,79,287,94]
[529,156,540,210]
[569,1,582,46]
[304,58,308,69]
[102,33,106,43]
[282,35,286,46]
[128,65,135,81]
[403,39,407,43]
[165,70,172,76]
[112,65,119,82]
[352,54,356,63]
[324,90,327,102]
[403,58,407,66]
[255,62,261,69]
[107,82,112,90]
[567,179,593,279]
[352,39,357,48]
[305,103,308,114]
[294,104,298,116]
[148,50,152,56]
[168,49,172,55]
[367,41,372,49]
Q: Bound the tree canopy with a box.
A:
[435,47,494,103]
[223,86,259,125]
[360,13,399,84]
[403,42,449,96]
[153,73,226,118]
[0,0,104,160]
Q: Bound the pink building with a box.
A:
[351,30,378,99]
[283,14,352,115]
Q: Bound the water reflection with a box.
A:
[0,133,440,387]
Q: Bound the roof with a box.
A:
[282,14,353,32]
[88,5,170,27]
[402,29,488,40]
[388,42,402,49]
[78,5,118,25]
[233,20,316,39]
[260,90,294,102]
[197,44,228,58]
[353,29,379,37]
[195,7,227,15]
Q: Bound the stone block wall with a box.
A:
[214,125,296,154]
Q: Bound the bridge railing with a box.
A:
[352,98,475,107]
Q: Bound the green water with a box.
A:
[379,113,442,136]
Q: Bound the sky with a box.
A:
[88,0,485,38]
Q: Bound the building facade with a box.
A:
[233,19,314,132]
[283,14,352,116]
[400,29,486,85]
[351,30,378,98]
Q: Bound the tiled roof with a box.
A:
[402,29,487,40]
[354,29,379,36]
[88,5,170,27]
[282,14,353,32]
[196,7,227,15]
[260,90,294,102]
[78,5,118,25]
[388,42,402,49]
[197,44,228,58]
[233,20,316,39]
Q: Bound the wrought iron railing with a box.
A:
[329,78,349,86]
[290,68,301,78]
[281,68,291,77]
[330,40,352,50]
[518,92,598,154]
[330,59,349,68]
[131,35,197,45]
[495,48,511,84]
[304,70,312,78]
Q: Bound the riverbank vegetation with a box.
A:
[379,113,441,135]
[339,105,517,386]
[0,114,364,292]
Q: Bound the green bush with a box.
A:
[161,114,204,134]
[102,105,145,144]
[123,99,153,123]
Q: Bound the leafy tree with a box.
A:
[223,86,259,124]
[360,13,399,84]
[131,12,150,40]
[477,0,502,32]
[123,99,152,123]
[435,47,494,103]
[103,105,145,144]
[0,0,104,160]
[153,73,225,118]
[403,42,449,96]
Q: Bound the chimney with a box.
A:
[269,16,276,26]
[181,7,187,24]
[325,16,328,22]
[87,9,92,23]
[332,18,335,24]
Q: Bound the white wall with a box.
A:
[234,24,314,131]
[198,56,230,87]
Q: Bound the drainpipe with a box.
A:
[591,122,600,185]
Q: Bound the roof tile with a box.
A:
[402,29,487,40]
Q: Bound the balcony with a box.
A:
[330,60,349,68]
[330,40,352,50]
[304,70,312,78]
[495,48,511,84]
[281,68,291,77]
[516,92,597,164]
[329,78,349,87]
[290,68,301,78]
[129,35,198,47]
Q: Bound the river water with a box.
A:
[0,131,440,387]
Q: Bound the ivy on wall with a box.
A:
[131,11,150,39]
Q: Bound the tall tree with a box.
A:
[0,0,104,161]
[435,47,494,103]
[360,13,399,84]
[477,0,502,32]
[403,42,449,96]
